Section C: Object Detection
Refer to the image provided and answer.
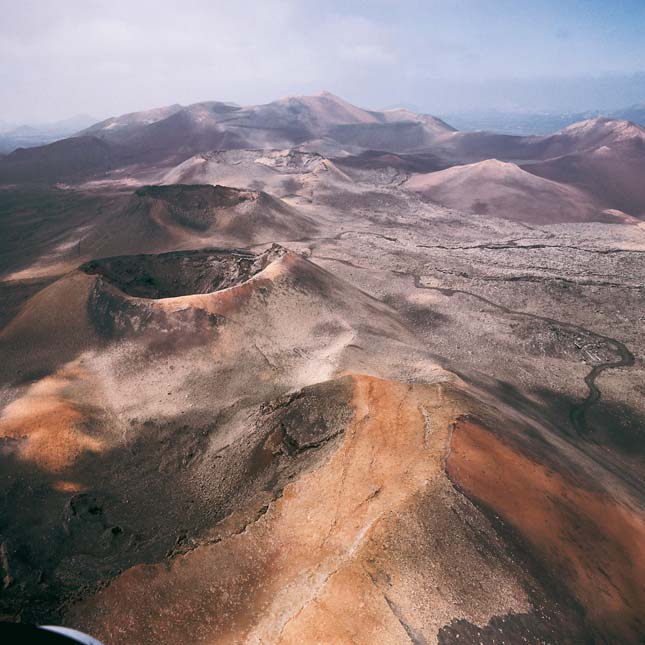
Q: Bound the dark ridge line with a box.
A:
[365,568,428,645]
[430,266,644,290]
[313,255,366,269]
[383,594,428,645]
[417,241,645,255]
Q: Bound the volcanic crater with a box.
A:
[80,247,276,299]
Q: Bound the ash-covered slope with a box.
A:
[0,246,438,627]
[1,245,642,643]
[404,159,615,224]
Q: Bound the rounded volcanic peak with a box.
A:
[404,158,602,224]
[558,116,644,136]
[551,116,645,149]
[462,158,553,184]
[459,158,526,176]
[405,158,528,188]
[268,91,382,128]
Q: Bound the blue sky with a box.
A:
[1,0,644,122]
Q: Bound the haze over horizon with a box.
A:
[2,0,645,125]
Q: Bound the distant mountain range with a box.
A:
[3,99,644,152]
[1,92,645,224]
[440,103,645,135]
[0,114,97,153]
[0,92,456,180]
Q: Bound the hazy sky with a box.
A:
[2,0,645,123]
